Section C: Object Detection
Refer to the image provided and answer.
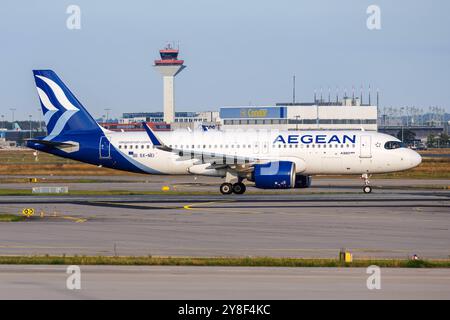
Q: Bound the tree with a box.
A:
[427,134,436,148]
[439,133,449,148]
[397,129,416,143]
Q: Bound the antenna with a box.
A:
[360,85,363,104]
[376,88,379,107]
[328,87,331,103]
[292,75,296,104]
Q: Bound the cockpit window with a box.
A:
[384,141,406,150]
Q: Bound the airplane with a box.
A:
[26,70,422,195]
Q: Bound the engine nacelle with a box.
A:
[251,161,296,189]
[295,175,312,188]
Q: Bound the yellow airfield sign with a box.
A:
[22,208,35,218]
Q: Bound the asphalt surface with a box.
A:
[1,177,450,300]
[0,178,449,258]
[2,175,449,192]
[1,265,449,300]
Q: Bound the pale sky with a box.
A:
[0,0,449,120]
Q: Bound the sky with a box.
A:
[0,0,449,120]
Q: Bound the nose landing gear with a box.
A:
[361,173,372,193]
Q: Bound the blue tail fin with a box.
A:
[33,70,101,140]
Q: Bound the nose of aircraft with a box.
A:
[407,149,422,169]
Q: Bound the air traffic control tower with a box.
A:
[154,44,186,123]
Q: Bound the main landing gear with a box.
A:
[361,173,372,194]
[220,182,246,195]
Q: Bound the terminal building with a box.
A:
[121,111,218,125]
[219,98,378,131]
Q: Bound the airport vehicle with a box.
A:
[27,70,422,194]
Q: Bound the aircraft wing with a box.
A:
[142,123,306,173]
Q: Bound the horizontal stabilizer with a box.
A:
[26,139,76,148]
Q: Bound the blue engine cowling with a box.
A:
[252,161,296,189]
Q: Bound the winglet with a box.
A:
[142,122,171,151]
[143,122,162,145]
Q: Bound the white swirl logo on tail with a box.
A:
[36,87,58,125]
[35,75,79,140]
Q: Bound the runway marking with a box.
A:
[181,200,268,214]
[78,201,182,210]
[58,216,87,223]
[183,201,233,211]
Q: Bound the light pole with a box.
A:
[37,108,42,132]
[1,114,4,129]
[104,108,111,123]
[29,115,32,139]
[9,108,16,123]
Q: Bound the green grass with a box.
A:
[0,214,26,222]
[0,256,449,268]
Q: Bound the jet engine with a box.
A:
[250,161,296,189]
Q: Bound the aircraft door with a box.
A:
[360,135,372,158]
[99,136,111,159]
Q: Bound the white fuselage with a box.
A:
[104,129,422,176]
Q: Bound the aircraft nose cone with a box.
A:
[410,150,422,168]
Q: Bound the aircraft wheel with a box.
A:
[220,183,233,195]
[232,182,246,194]
[363,186,372,194]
